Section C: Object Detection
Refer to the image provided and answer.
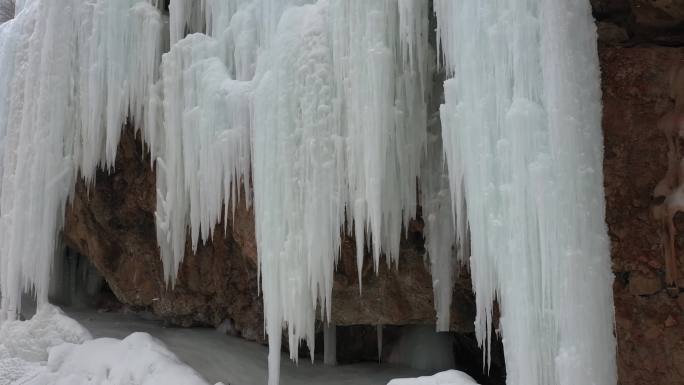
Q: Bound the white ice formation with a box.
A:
[0,0,162,321]
[0,1,618,385]
[435,1,617,385]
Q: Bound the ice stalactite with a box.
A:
[421,116,464,332]
[0,0,162,321]
[150,32,252,283]
[76,0,163,183]
[435,1,617,385]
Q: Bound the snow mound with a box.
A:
[0,304,91,362]
[22,332,215,385]
[387,370,479,385]
[0,305,219,385]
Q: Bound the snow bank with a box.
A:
[387,370,478,385]
[23,333,215,385]
[0,304,91,362]
[0,305,217,385]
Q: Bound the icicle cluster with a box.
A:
[0,0,162,321]
[154,1,432,384]
[435,1,617,384]
[149,33,252,283]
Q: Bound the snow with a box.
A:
[22,333,214,385]
[435,1,617,385]
[387,370,478,385]
[0,305,217,385]
[0,305,91,363]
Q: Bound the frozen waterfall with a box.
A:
[0,1,617,385]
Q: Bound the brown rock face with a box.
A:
[602,46,684,385]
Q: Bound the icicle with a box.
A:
[76,0,163,182]
[329,0,428,274]
[421,117,461,332]
[435,1,617,384]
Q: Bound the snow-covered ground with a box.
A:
[65,307,432,385]
[0,305,214,385]
[1,301,481,385]
[388,371,478,385]
[1,305,469,385]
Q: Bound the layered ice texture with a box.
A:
[0,1,617,385]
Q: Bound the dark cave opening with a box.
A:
[48,245,122,312]
[276,323,506,385]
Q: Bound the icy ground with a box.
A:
[65,308,434,385]
[0,301,479,385]
[0,305,465,385]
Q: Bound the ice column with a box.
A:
[435,1,617,384]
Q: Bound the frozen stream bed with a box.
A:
[63,308,429,385]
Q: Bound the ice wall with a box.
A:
[435,1,617,385]
[0,0,162,321]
